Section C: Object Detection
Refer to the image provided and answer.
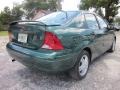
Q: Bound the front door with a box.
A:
[96,15,114,51]
[85,14,105,58]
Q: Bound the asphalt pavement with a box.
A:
[0,32,120,90]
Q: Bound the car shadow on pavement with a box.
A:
[15,67,79,89]
[91,52,120,65]
[13,51,120,89]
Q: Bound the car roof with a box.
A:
[80,10,96,15]
[61,10,96,15]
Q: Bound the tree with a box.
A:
[114,17,120,25]
[0,5,24,31]
[80,0,120,22]
[49,0,57,11]
[0,7,12,25]
[22,0,58,19]
[23,0,49,19]
[11,4,24,21]
[23,0,48,12]
[0,5,24,24]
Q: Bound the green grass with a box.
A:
[0,31,8,36]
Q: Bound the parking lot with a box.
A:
[0,32,120,90]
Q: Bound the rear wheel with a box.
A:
[108,39,116,52]
[69,50,90,80]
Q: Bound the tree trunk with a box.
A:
[57,0,62,11]
[105,8,110,21]
[105,2,114,23]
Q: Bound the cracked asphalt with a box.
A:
[0,32,120,90]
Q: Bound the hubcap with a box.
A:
[79,55,89,76]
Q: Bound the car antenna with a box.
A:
[61,10,68,19]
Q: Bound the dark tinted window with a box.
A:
[36,11,79,25]
[96,15,107,29]
[69,14,87,28]
[85,14,99,29]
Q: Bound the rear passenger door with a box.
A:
[85,14,105,58]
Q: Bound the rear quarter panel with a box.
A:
[53,27,96,60]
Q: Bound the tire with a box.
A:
[69,50,90,80]
[108,39,116,52]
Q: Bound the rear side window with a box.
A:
[96,15,107,29]
[85,14,99,29]
[36,11,79,25]
[69,14,87,28]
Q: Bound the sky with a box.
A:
[0,0,80,11]
[0,0,119,16]
[0,0,24,11]
[61,0,80,11]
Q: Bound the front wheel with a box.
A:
[69,50,90,80]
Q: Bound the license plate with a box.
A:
[18,33,28,43]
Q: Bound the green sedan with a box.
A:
[6,11,116,80]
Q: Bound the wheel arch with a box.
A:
[83,47,92,63]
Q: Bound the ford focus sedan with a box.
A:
[6,11,116,80]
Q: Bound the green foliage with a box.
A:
[23,0,51,11]
[49,0,57,11]
[0,0,58,31]
[0,22,3,31]
[114,17,120,25]
[0,5,24,24]
[22,0,57,19]
[0,0,59,22]
[80,0,120,22]
[0,7,12,25]
[11,4,24,21]
[97,8,104,18]
[0,5,24,31]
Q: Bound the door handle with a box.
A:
[90,32,96,39]
[91,32,96,35]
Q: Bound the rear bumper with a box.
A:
[6,43,77,72]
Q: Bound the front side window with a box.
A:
[85,14,99,29]
[69,14,87,28]
[96,15,107,29]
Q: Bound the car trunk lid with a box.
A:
[9,21,49,50]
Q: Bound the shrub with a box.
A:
[0,24,8,31]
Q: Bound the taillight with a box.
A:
[41,32,64,50]
[8,32,14,42]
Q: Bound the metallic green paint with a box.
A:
[7,43,78,72]
[6,11,116,72]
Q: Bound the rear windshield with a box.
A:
[36,11,79,25]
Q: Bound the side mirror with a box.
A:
[113,25,120,31]
[107,24,114,30]
[107,23,120,31]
